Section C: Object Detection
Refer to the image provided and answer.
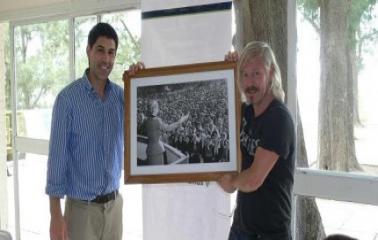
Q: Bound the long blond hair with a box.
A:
[237,41,285,102]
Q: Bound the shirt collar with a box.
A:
[82,68,112,94]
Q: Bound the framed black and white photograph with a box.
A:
[124,61,241,183]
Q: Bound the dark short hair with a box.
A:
[324,234,357,240]
[88,22,118,50]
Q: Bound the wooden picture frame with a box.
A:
[124,61,241,184]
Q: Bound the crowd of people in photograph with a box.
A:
[137,80,230,164]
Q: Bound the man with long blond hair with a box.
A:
[218,41,295,240]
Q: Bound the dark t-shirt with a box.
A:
[232,99,295,240]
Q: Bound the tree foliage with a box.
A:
[4,24,11,110]
[13,20,69,109]
[5,12,141,110]
[298,0,378,71]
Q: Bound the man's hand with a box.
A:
[224,51,239,62]
[123,61,145,81]
[50,214,68,240]
[217,173,237,193]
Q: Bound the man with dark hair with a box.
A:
[324,234,357,240]
[46,22,123,240]
[88,22,119,49]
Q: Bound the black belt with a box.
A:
[230,226,263,239]
[85,190,118,204]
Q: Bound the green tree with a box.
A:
[6,13,141,110]
[103,12,141,85]
[4,24,11,111]
[73,14,141,86]
[298,0,378,171]
[13,20,69,109]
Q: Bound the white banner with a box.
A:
[141,1,233,239]
[141,0,232,67]
[143,183,231,240]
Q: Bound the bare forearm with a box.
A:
[50,197,63,218]
[232,169,262,193]
[49,196,68,240]
[232,148,278,193]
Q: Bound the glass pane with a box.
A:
[296,8,320,167]
[8,153,50,239]
[102,10,141,86]
[296,2,378,176]
[74,15,97,79]
[14,20,70,140]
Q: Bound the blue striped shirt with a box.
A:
[46,70,124,200]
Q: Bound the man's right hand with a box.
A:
[224,51,239,62]
[50,214,68,240]
[217,173,237,193]
[123,61,145,81]
[49,197,68,240]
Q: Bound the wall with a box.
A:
[0,0,140,22]
[0,0,67,12]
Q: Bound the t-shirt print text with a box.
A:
[240,117,260,156]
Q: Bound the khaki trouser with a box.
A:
[64,194,123,240]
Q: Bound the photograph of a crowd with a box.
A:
[136,79,230,167]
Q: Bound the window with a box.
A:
[295,1,378,239]
[74,15,97,79]
[0,20,11,235]
[102,10,141,86]
[297,1,378,176]
[14,20,70,140]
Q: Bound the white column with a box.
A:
[141,1,232,240]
